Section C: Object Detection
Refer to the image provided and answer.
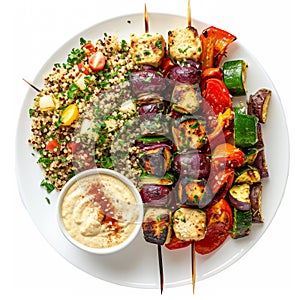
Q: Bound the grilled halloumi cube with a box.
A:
[171,84,200,114]
[172,118,206,150]
[130,33,166,67]
[168,26,202,62]
[142,207,171,245]
[178,179,211,208]
[173,208,206,241]
[139,146,172,177]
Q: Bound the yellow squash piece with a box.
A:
[61,104,79,126]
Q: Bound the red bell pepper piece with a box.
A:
[200,26,236,70]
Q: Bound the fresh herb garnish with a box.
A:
[40,179,55,194]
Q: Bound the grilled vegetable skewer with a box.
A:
[139,4,167,293]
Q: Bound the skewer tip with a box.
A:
[157,245,164,294]
[22,78,41,92]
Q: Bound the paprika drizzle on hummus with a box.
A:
[61,173,140,249]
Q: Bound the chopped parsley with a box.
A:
[40,179,55,194]
[155,39,162,50]
[63,47,86,69]
[67,83,79,99]
[178,46,191,54]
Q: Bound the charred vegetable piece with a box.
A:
[130,69,166,96]
[209,167,235,201]
[171,84,200,114]
[139,102,168,120]
[212,143,245,168]
[139,146,172,177]
[223,60,247,96]
[247,88,271,123]
[253,149,269,178]
[142,208,171,245]
[234,108,258,148]
[140,184,171,207]
[228,183,251,211]
[254,122,264,150]
[172,151,210,179]
[172,118,206,150]
[169,66,201,85]
[178,178,212,208]
[234,166,261,184]
[140,173,175,185]
[202,78,232,115]
[139,113,170,137]
[173,208,206,241]
[243,148,259,165]
[250,182,264,223]
[231,208,252,239]
[200,26,236,70]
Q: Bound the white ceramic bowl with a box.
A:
[57,168,143,255]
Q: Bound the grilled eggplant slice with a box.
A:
[172,118,206,150]
[173,208,206,241]
[178,178,212,208]
[234,166,261,184]
[231,208,252,239]
[253,149,269,178]
[140,184,171,207]
[228,183,251,211]
[250,182,264,223]
[139,145,172,176]
[142,207,171,245]
[171,84,200,114]
[139,113,170,137]
[172,151,210,179]
[247,88,271,123]
[139,101,169,120]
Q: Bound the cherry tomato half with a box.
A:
[88,51,106,71]
[77,62,90,75]
[82,43,96,56]
[165,235,191,250]
[45,140,59,152]
[202,78,232,115]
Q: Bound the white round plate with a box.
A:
[15,13,289,289]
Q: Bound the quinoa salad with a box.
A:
[28,34,143,193]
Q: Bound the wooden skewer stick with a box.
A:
[144,2,164,294]
[22,78,41,93]
[187,0,197,293]
[157,244,164,294]
[191,241,196,294]
[187,0,192,27]
[144,2,149,33]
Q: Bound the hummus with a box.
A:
[61,173,140,249]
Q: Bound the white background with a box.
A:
[3,0,298,299]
